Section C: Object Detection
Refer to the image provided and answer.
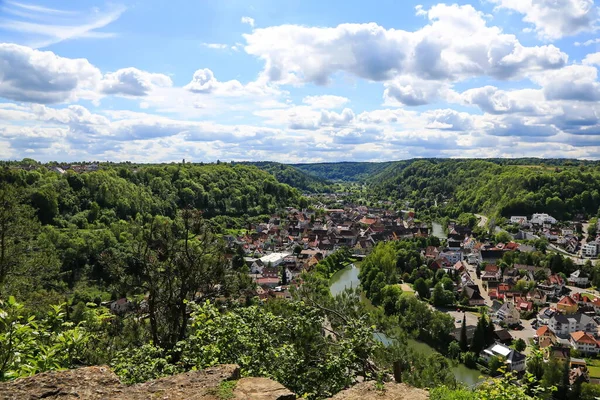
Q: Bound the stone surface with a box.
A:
[233,377,296,400]
[0,365,429,400]
[328,381,429,400]
[0,364,297,400]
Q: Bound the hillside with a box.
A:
[291,162,394,182]
[0,162,305,222]
[242,162,331,193]
[367,159,600,219]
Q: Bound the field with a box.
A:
[586,359,600,379]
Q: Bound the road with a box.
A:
[446,309,480,328]
[465,264,492,307]
[475,214,488,229]
[547,242,586,265]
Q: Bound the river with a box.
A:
[329,264,482,386]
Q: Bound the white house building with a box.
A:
[259,252,290,268]
[497,302,521,326]
[548,313,598,338]
[583,242,599,258]
[568,270,589,287]
[439,250,463,264]
[510,216,528,225]
[481,343,526,372]
[531,213,557,225]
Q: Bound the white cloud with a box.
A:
[490,0,598,40]
[0,43,101,103]
[575,38,600,46]
[183,68,243,94]
[243,4,567,86]
[0,2,125,48]
[100,68,173,96]
[460,86,546,114]
[535,64,600,102]
[583,52,600,66]
[241,16,255,27]
[201,43,229,50]
[319,108,355,127]
[383,76,453,106]
[302,95,349,109]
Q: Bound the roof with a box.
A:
[552,313,597,326]
[506,350,526,364]
[558,296,578,307]
[485,265,500,273]
[487,343,512,357]
[571,331,597,345]
[494,329,513,341]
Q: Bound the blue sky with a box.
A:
[1,0,600,162]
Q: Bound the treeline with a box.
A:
[368,159,600,220]
[292,161,394,182]
[243,161,331,193]
[1,162,305,224]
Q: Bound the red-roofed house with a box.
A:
[482,265,501,281]
[557,296,579,314]
[570,331,599,355]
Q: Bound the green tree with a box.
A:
[459,315,468,352]
[414,278,429,299]
[514,338,526,352]
[581,382,600,400]
[488,355,503,376]
[0,185,38,289]
[448,341,461,360]
[30,187,58,225]
[495,231,513,244]
[471,315,488,354]
[106,210,248,351]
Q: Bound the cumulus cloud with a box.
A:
[319,108,355,127]
[302,95,349,109]
[490,0,598,40]
[0,43,101,103]
[583,52,600,66]
[184,68,244,94]
[100,68,173,96]
[460,86,545,114]
[243,4,567,85]
[576,38,600,47]
[535,65,600,102]
[384,76,452,106]
[422,109,478,131]
[241,16,255,27]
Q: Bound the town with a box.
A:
[215,203,600,386]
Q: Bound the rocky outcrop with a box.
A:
[0,365,295,400]
[328,381,429,400]
[0,366,428,400]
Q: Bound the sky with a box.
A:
[1,0,600,163]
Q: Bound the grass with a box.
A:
[207,380,237,400]
[588,366,600,379]
[583,293,597,300]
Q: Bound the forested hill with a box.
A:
[291,161,394,182]
[0,162,306,224]
[367,159,600,220]
[241,161,331,193]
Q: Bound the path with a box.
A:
[475,214,488,229]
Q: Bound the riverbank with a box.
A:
[330,263,483,387]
